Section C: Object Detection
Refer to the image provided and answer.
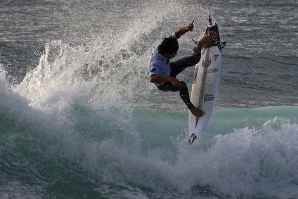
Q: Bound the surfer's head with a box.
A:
[158,37,179,58]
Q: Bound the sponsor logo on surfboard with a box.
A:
[207,68,219,73]
[204,94,214,102]
[214,55,219,61]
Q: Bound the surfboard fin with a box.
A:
[221,40,228,49]
[189,133,197,145]
[209,14,212,25]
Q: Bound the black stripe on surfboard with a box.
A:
[195,48,211,127]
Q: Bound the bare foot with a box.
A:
[189,106,204,117]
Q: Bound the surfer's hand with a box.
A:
[175,20,194,38]
[183,20,194,33]
[169,77,185,88]
[187,20,194,32]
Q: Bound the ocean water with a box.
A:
[0,0,298,198]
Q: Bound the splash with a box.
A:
[12,1,183,113]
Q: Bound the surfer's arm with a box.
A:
[149,75,185,88]
[175,20,194,38]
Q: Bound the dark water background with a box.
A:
[1,0,298,198]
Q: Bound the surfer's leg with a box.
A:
[158,82,204,116]
[178,83,204,117]
[177,82,193,109]
[158,82,192,107]
[157,82,179,92]
[170,43,202,78]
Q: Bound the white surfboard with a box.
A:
[188,16,226,145]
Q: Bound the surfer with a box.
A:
[148,20,205,117]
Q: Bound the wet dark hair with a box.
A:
[158,37,179,54]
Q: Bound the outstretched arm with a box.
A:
[175,20,194,38]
